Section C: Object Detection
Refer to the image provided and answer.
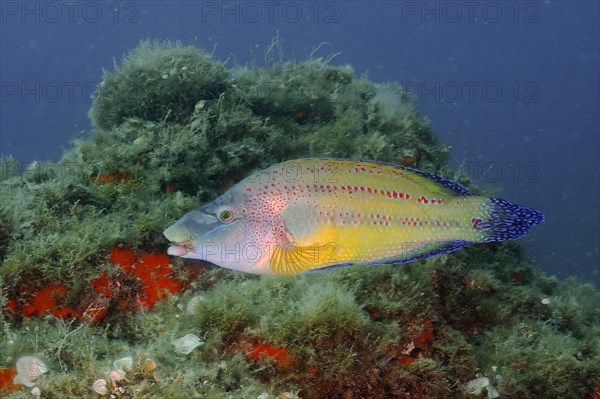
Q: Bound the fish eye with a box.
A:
[218,209,234,223]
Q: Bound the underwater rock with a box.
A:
[0,40,598,399]
[89,41,229,130]
[142,358,157,373]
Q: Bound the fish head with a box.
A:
[163,188,260,272]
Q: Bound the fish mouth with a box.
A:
[167,242,192,256]
[164,224,196,257]
[166,237,196,257]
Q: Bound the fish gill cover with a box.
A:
[0,40,598,399]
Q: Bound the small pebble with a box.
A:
[172,333,203,354]
[186,295,205,314]
[113,356,133,371]
[143,358,157,373]
[108,369,126,383]
[92,379,108,395]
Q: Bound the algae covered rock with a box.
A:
[89,40,229,130]
[231,62,449,170]
[82,41,449,202]
[0,40,598,399]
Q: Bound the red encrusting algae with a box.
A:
[91,273,113,298]
[109,247,138,268]
[115,250,184,308]
[247,343,294,368]
[0,368,18,392]
[381,319,436,367]
[397,355,414,365]
[102,248,204,312]
[1,247,204,325]
[8,283,81,320]
[413,319,434,346]
[89,171,132,184]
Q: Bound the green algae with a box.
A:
[89,40,229,130]
[0,41,598,399]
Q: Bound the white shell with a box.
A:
[465,376,490,394]
[15,356,48,387]
[31,386,41,398]
[113,356,133,370]
[108,369,126,383]
[92,379,109,395]
[172,333,203,354]
[186,295,205,314]
[487,385,500,399]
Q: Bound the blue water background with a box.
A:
[1,1,598,286]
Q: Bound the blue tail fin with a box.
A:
[480,198,544,242]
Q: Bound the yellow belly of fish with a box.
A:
[268,195,489,275]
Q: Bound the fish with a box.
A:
[163,159,544,275]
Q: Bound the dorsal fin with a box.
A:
[399,165,473,196]
[299,157,474,196]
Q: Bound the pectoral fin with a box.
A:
[270,242,338,275]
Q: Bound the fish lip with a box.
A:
[166,238,196,257]
[167,243,190,257]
